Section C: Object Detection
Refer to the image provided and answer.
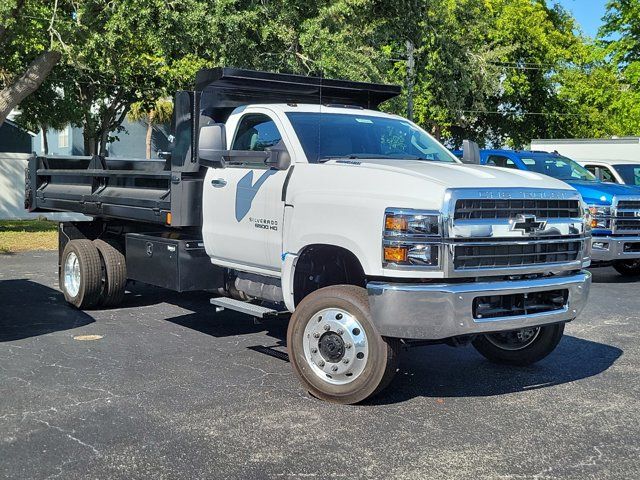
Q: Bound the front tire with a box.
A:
[60,240,102,309]
[613,259,640,276]
[287,285,400,404]
[472,323,565,366]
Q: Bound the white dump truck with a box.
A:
[26,68,592,403]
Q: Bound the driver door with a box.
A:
[202,110,292,275]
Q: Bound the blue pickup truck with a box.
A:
[455,148,640,276]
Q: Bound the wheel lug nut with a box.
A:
[346,343,352,349]
[336,328,344,335]
[336,313,343,320]
[313,332,320,338]
[323,324,330,331]
[331,365,338,372]
[343,358,349,364]
[311,348,318,353]
[318,361,325,367]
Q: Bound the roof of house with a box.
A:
[2,119,37,137]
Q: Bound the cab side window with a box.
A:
[600,166,618,183]
[585,164,619,183]
[232,114,282,152]
[487,155,516,168]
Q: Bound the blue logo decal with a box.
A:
[235,169,277,222]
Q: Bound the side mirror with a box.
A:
[198,124,227,168]
[265,141,291,170]
[461,139,481,164]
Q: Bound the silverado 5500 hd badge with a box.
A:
[250,217,278,231]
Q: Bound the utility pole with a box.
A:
[406,40,415,121]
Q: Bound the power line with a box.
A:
[458,109,585,117]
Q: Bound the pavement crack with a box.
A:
[34,419,101,457]
[571,445,604,468]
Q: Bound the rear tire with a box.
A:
[287,285,400,404]
[60,240,102,309]
[472,323,565,366]
[613,259,640,276]
[93,239,127,307]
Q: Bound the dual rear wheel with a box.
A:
[60,239,126,309]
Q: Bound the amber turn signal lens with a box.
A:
[591,218,597,228]
[385,216,408,231]
[166,212,172,225]
[384,246,408,263]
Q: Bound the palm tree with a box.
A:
[127,98,173,159]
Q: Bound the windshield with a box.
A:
[612,164,640,185]
[520,155,596,181]
[286,112,458,163]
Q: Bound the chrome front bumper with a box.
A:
[590,236,640,262]
[367,271,591,340]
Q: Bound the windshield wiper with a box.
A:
[318,154,439,162]
[318,155,363,163]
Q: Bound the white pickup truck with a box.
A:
[26,68,592,403]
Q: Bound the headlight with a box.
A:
[587,204,611,229]
[383,209,441,268]
[384,210,440,237]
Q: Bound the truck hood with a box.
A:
[565,179,640,205]
[329,159,576,191]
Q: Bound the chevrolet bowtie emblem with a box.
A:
[510,214,547,234]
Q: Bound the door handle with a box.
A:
[211,178,227,188]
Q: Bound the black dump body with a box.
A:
[25,68,400,227]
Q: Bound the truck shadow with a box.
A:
[0,279,95,342]
[124,284,623,404]
[371,335,622,404]
[589,267,640,284]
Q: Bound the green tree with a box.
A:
[0,1,72,124]
[461,0,583,147]
[14,67,82,153]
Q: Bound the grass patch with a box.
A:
[0,219,58,254]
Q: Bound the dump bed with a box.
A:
[25,153,204,226]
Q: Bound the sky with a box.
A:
[551,0,609,37]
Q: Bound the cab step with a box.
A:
[209,297,287,318]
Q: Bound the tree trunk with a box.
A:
[83,131,95,155]
[431,124,442,141]
[41,125,49,154]
[0,51,61,125]
[145,112,154,159]
[98,129,108,156]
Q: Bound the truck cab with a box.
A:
[577,159,640,186]
[26,69,592,403]
[470,149,640,276]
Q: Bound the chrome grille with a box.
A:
[617,200,640,210]
[454,199,580,220]
[453,239,582,270]
[613,198,640,233]
[445,189,588,277]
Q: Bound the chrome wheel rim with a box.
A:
[484,327,541,351]
[63,252,81,297]
[302,308,369,385]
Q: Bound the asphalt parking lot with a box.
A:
[1,251,639,479]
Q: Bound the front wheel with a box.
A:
[287,285,400,404]
[613,259,640,276]
[472,323,565,366]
